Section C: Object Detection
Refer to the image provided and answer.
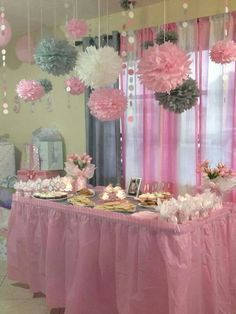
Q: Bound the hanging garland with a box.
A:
[155,78,200,113]
[39,79,53,94]
[120,0,136,10]
[34,38,78,76]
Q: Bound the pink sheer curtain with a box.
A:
[121,13,236,194]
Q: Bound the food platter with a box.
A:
[33,191,68,202]
[95,201,136,213]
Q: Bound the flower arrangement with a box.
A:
[65,153,95,177]
[199,160,233,179]
[199,160,236,193]
[64,153,95,191]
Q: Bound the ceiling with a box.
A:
[3,0,161,35]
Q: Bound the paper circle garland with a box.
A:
[34,38,78,76]
[39,79,53,94]
[76,46,122,89]
[88,88,127,121]
[15,35,35,64]
[65,18,89,40]
[16,80,45,102]
[120,0,136,10]
[155,78,200,114]
[138,42,191,93]
[210,40,236,64]
[65,76,85,95]
[156,30,178,45]
[0,19,12,47]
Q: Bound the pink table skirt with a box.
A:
[7,196,236,314]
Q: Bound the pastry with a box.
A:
[78,188,94,197]
[68,195,95,207]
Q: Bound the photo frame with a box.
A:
[127,177,142,197]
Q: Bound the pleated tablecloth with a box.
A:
[7,195,236,314]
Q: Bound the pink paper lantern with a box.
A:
[16,80,45,102]
[137,42,191,93]
[0,19,12,47]
[65,18,89,40]
[15,35,36,64]
[65,76,85,95]
[210,40,236,64]
[88,88,127,121]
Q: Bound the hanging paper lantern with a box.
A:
[120,0,136,10]
[210,40,236,64]
[16,80,45,102]
[88,88,127,121]
[39,79,53,94]
[65,18,89,40]
[156,29,178,45]
[138,42,191,93]
[34,38,78,76]
[76,46,122,89]
[65,76,85,95]
[15,35,36,64]
[0,19,12,47]
[155,78,200,114]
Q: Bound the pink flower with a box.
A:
[137,42,191,93]
[210,40,236,64]
[67,153,79,163]
[65,18,88,40]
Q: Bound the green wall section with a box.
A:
[0,0,235,166]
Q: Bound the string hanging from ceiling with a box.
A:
[0,0,12,115]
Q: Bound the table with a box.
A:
[7,195,236,314]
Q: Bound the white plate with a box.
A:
[138,203,157,209]
[33,195,68,202]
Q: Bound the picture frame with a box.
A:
[127,177,142,197]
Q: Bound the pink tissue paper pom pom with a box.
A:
[210,40,236,64]
[137,42,192,93]
[65,18,89,39]
[88,88,127,121]
[16,79,45,102]
[65,76,86,95]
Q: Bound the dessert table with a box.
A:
[7,194,236,314]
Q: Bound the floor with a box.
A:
[0,260,50,314]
